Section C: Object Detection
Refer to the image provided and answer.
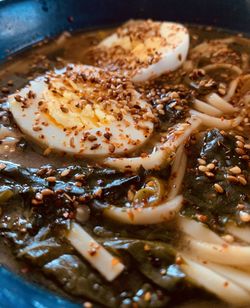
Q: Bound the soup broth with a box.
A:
[0,22,250,307]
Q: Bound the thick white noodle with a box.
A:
[67,222,125,281]
[226,224,250,244]
[189,110,242,129]
[167,145,187,200]
[205,92,237,113]
[193,99,222,117]
[103,117,201,172]
[223,77,240,101]
[185,236,250,266]
[205,262,250,293]
[202,63,243,75]
[178,217,224,244]
[179,255,250,306]
[104,195,183,225]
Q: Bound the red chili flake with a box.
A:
[104,132,112,140]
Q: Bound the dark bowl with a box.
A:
[0,0,250,307]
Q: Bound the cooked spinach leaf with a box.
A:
[183,129,250,229]
[103,239,185,290]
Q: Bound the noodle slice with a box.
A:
[205,92,237,113]
[178,217,224,244]
[189,110,242,129]
[179,255,250,306]
[185,236,250,266]
[223,77,240,101]
[167,144,187,200]
[104,195,183,225]
[205,262,250,293]
[67,222,125,281]
[193,99,222,117]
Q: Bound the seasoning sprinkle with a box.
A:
[229,166,241,175]
[214,183,224,193]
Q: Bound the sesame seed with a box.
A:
[205,171,214,177]
[207,163,215,170]
[46,176,56,183]
[0,163,6,170]
[198,165,208,172]
[235,147,245,155]
[237,175,247,185]
[196,214,208,222]
[221,234,234,243]
[60,106,69,113]
[32,125,42,132]
[229,166,241,175]
[197,158,206,165]
[31,198,43,205]
[160,268,166,275]
[60,169,70,177]
[239,211,250,222]
[242,155,250,160]
[235,135,245,142]
[236,141,244,148]
[35,192,43,200]
[226,175,238,183]
[41,188,54,196]
[237,203,245,210]
[144,292,151,301]
[214,183,224,193]
[14,95,23,102]
[74,174,85,181]
[175,256,183,265]
[87,135,97,142]
[1,87,9,94]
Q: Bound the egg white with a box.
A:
[8,65,154,157]
[97,20,190,82]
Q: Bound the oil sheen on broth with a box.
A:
[0,21,250,308]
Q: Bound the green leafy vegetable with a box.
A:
[183,129,250,229]
[103,239,185,290]
[43,254,118,307]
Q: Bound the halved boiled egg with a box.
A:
[92,19,190,82]
[8,65,155,157]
